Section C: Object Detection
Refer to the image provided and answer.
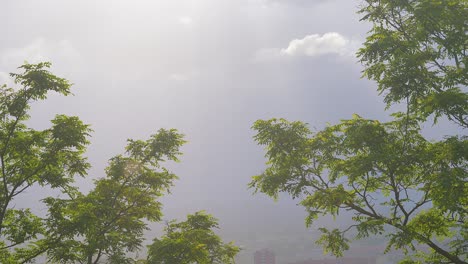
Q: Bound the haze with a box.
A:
[1,1,461,263]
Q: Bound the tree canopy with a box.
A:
[251,0,467,263]
[147,211,240,264]
[0,62,91,263]
[250,114,466,263]
[358,0,467,126]
[0,63,239,263]
[43,129,185,264]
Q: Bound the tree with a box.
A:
[0,63,188,264]
[250,0,467,263]
[42,129,185,264]
[250,115,466,263]
[358,0,467,127]
[147,211,240,264]
[0,62,91,263]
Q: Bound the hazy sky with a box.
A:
[1,1,459,263]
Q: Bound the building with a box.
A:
[254,249,275,264]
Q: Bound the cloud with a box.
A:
[1,38,50,66]
[1,38,80,66]
[0,38,81,86]
[0,38,50,86]
[282,32,357,57]
[254,32,360,61]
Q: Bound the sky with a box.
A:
[1,1,461,263]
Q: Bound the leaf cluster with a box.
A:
[0,63,226,264]
[42,129,186,264]
[147,211,240,264]
[251,1,467,262]
[358,0,467,126]
[0,62,91,263]
[251,114,467,263]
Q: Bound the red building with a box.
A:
[254,249,276,264]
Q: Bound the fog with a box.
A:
[1,1,461,263]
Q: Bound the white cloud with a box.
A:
[177,16,193,26]
[255,32,360,61]
[281,32,356,57]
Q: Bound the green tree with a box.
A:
[0,62,91,263]
[250,0,467,263]
[43,129,186,264]
[147,211,240,264]
[250,115,466,263]
[0,63,187,264]
[358,0,467,126]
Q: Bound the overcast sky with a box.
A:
[2,1,460,263]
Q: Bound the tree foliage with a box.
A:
[358,0,467,126]
[251,0,467,263]
[0,63,190,264]
[250,115,467,263]
[147,211,240,264]
[0,62,91,263]
[43,129,185,264]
